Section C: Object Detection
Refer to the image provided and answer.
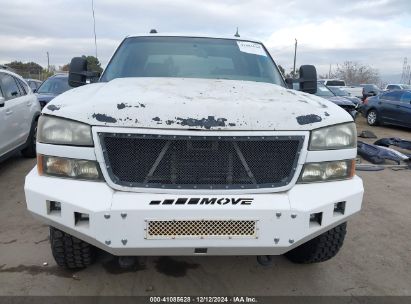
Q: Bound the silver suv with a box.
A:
[0,68,41,161]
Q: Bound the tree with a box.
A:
[5,61,43,78]
[278,65,285,76]
[60,64,70,72]
[277,65,299,79]
[330,61,380,85]
[81,55,103,73]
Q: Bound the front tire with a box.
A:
[285,222,347,264]
[366,109,379,126]
[50,226,96,269]
[21,118,38,158]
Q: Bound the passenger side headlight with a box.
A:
[37,155,102,180]
[298,160,355,183]
[310,123,356,150]
[37,115,93,146]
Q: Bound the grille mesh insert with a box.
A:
[147,220,257,239]
[99,133,304,189]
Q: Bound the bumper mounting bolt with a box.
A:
[291,213,297,219]
[274,238,279,244]
[121,239,128,245]
[276,212,281,218]
[104,214,110,219]
[121,212,127,219]
[105,240,111,245]
[289,239,294,244]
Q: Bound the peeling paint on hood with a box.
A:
[42,77,353,131]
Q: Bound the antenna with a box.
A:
[234,27,240,37]
[91,0,98,59]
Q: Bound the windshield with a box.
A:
[101,37,284,85]
[402,84,411,89]
[328,86,349,96]
[315,83,335,97]
[37,76,71,94]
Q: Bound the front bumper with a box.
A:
[25,168,363,256]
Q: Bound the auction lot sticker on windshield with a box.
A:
[237,41,267,56]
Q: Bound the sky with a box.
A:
[0,0,410,82]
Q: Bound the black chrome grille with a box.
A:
[99,133,304,190]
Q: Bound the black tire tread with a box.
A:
[21,118,38,158]
[50,226,96,269]
[285,222,347,264]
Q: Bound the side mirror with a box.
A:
[285,78,294,89]
[0,96,5,107]
[298,65,317,94]
[33,88,37,93]
[68,57,101,87]
[68,57,88,87]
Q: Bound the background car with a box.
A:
[314,83,358,119]
[384,84,411,91]
[361,84,381,101]
[25,78,42,92]
[294,81,358,119]
[0,69,40,161]
[328,86,361,106]
[35,73,73,108]
[362,89,411,128]
[318,79,362,98]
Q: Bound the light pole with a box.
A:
[46,51,50,73]
[293,39,297,78]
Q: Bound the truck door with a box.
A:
[378,91,402,124]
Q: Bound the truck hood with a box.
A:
[43,78,352,131]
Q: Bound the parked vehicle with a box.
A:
[0,69,41,161]
[0,64,15,72]
[25,78,43,92]
[318,79,363,98]
[327,86,361,106]
[293,81,358,119]
[35,74,72,108]
[362,89,411,128]
[384,84,411,91]
[25,34,363,269]
[361,84,381,101]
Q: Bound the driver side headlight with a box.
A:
[37,115,93,146]
[310,123,356,150]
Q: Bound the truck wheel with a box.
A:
[285,222,347,264]
[366,109,379,126]
[21,118,37,158]
[50,226,96,269]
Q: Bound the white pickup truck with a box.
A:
[25,34,363,269]
[319,79,363,98]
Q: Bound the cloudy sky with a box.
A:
[0,0,410,81]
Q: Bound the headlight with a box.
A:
[310,123,356,150]
[298,160,355,183]
[38,155,102,180]
[37,116,93,146]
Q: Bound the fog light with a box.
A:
[38,155,102,181]
[298,159,355,183]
